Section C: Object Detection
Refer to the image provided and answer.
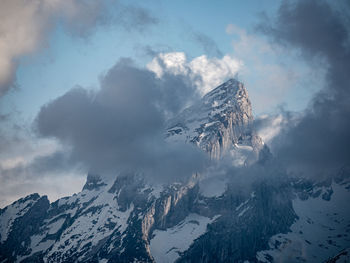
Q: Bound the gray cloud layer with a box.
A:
[0,0,159,206]
[258,0,350,176]
[35,59,206,182]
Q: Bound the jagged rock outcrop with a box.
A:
[325,248,350,263]
[167,78,264,161]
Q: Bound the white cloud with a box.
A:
[148,52,188,77]
[147,52,242,95]
[256,114,284,144]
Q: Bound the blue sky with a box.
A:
[1,0,321,121]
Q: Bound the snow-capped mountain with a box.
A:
[1,79,349,263]
[166,78,265,162]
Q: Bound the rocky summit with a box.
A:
[1,79,350,263]
[167,78,265,161]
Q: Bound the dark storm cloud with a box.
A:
[35,59,206,182]
[258,0,350,176]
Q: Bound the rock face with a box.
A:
[167,79,264,161]
[0,79,349,263]
[325,247,350,263]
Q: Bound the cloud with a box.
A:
[0,1,158,206]
[0,114,59,169]
[0,0,157,97]
[35,59,207,182]
[191,31,223,57]
[255,113,287,144]
[0,170,85,208]
[147,52,242,95]
[225,23,325,115]
[0,114,86,208]
[258,0,350,176]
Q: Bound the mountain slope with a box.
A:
[0,79,349,263]
[257,168,350,263]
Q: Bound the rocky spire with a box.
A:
[167,78,263,160]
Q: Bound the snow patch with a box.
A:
[238,206,251,217]
[0,197,37,242]
[256,182,350,262]
[47,218,65,235]
[45,187,133,261]
[150,214,219,263]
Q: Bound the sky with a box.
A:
[1,0,321,120]
[0,0,348,207]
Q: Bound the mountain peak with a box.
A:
[204,78,243,99]
[82,173,106,191]
[167,79,262,160]
[202,78,251,119]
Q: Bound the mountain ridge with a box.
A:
[1,79,349,263]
